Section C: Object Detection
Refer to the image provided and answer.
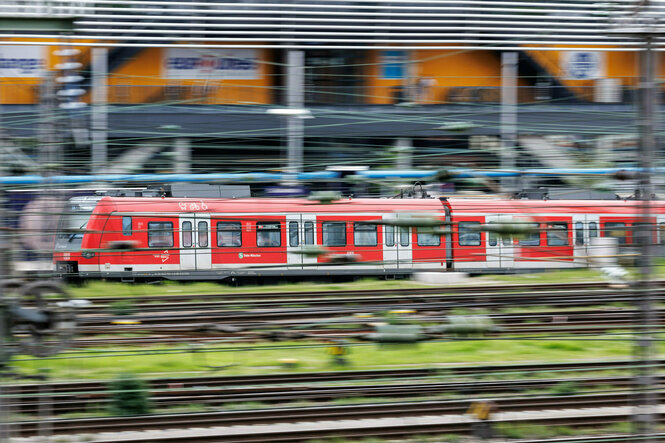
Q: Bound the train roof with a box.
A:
[95,196,448,214]
[447,197,665,214]
[93,195,665,216]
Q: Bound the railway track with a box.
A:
[6,281,665,442]
[71,304,664,344]
[76,280,656,305]
[5,360,664,415]
[8,393,665,440]
[67,282,658,317]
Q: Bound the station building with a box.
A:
[0,1,659,184]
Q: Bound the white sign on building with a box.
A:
[0,46,45,77]
[164,48,259,80]
[561,51,605,80]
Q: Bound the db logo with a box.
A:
[154,250,170,262]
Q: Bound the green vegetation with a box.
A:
[108,300,135,316]
[487,268,610,284]
[65,278,433,298]
[107,373,152,416]
[549,381,580,396]
[495,422,636,440]
[10,333,649,380]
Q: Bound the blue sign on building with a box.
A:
[381,50,407,79]
[562,51,604,80]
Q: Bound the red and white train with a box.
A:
[52,194,663,282]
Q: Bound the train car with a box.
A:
[52,194,665,282]
[53,195,453,282]
[448,198,664,272]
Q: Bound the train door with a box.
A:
[286,214,302,269]
[301,214,318,268]
[572,215,587,266]
[179,214,212,270]
[286,214,318,269]
[382,214,412,270]
[485,215,500,269]
[584,214,600,266]
[657,215,665,256]
[397,225,413,268]
[383,218,398,270]
[499,215,515,269]
[485,215,514,269]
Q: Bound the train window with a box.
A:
[56,207,91,241]
[604,222,627,245]
[417,228,441,247]
[399,226,410,246]
[519,223,540,246]
[289,221,299,247]
[458,221,481,246]
[354,223,377,246]
[122,216,132,236]
[304,222,314,245]
[198,221,208,248]
[547,222,568,246]
[217,222,242,247]
[589,222,598,240]
[148,222,174,248]
[385,225,395,247]
[257,222,281,247]
[575,222,584,246]
[322,222,346,247]
[182,221,193,248]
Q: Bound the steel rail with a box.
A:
[70,281,658,306]
[6,373,665,416]
[8,393,665,439]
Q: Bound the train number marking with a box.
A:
[178,201,209,211]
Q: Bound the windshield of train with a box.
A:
[55,197,100,243]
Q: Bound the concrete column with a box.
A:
[173,137,191,174]
[286,50,305,174]
[500,52,518,193]
[394,137,413,169]
[91,48,108,174]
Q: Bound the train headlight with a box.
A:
[81,251,95,259]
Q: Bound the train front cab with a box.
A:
[53,196,102,281]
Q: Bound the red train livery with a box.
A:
[52,195,664,282]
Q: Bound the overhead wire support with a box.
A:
[606,2,661,440]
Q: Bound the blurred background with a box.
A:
[1,2,665,442]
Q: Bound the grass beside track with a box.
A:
[64,267,617,299]
[66,278,435,298]
[10,333,654,380]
